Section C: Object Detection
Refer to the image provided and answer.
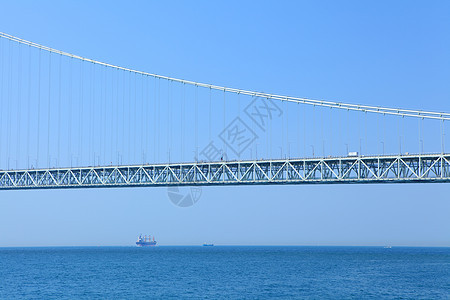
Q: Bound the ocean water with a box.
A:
[0,246,448,299]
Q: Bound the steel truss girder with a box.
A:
[0,154,449,190]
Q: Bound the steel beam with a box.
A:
[0,154,449,190]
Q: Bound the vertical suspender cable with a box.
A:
[94,63,97,164]
[111,67,115,164]
[153,77,156,163]
[141,74,145,163]
[79,59,83,165]
[313,105,316,157]
[167,80,170,162]
[270,97,273,158]
[111,67,115,163]
[27,45,31,168]
[98,63,102,165]
[251,98,254,159]
[209,87,211,143]
[303,104,306,157]
[286,100,289,158]
[57,54,61,166]
[181,83,185,161]
[103,65,107,164]
[0,37,2,169]
[418,118,421,154]
[169,80,172,163]
[133,71,137,162]
[144,74,148,163]
[128,70,131,163]
[68,57,72,166]
[419,117,423,154]
[36,49,42,168]
[101,65,104,164]
[297,103,300,157]
[47,51,51,167]
[122,70,125,164]
[152,76,156,163]
[238,92,241,157]
[267,97,270,158]
[148,76,152,162]
[321,107,324,157]
[90,62,94,165]
[0,37,3,168]
[358,109,361,154]
[312,105,317,157]
[102,66,106,164]
[347,109,350,155]
[338,107,342,156]
[106,65,109,164]
[114,68,118,164]
[102,65,105,164]
[195,84,198,160]
[105,66,107,165]
[329,108,332,157]
[330,107,333,155]
[223,90,225,157]
[442,119,445,153]
[383,114,386,155]
[157,77,160,162]
[104,67,108,164]
[376,113,380,156]
[117,70,120,164]
[7,40,12,169]
[365,111,368,155]
[17,44,22,169]
[282,100,284,158]
[403,115,406,154]
[398,116,401,154]
[97,63,100,164]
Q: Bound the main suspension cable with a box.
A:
[1,31,448,121]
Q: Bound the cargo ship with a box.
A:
[136,235,157,247]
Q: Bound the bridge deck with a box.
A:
[0,154,449,190]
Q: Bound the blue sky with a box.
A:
[0,1,449,246]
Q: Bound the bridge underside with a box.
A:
[0,154,449,190]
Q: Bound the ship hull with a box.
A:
[136,241,157,247]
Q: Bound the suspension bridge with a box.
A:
[0,32,449,190]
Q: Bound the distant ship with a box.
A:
[136,235,157,247]
[203,243,214,247]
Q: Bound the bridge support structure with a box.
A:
[0,154,449,190]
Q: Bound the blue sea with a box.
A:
[0,246,448,299]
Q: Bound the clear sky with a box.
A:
[0,0,449,247]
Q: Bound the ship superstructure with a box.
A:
[136,235,157,247]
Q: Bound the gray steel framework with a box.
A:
[0,154,449,190]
